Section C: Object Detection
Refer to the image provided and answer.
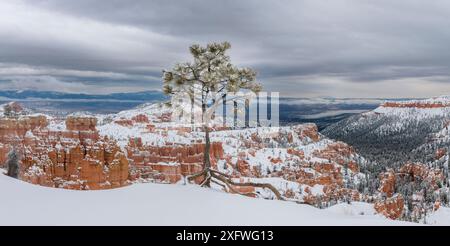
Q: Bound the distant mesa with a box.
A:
[381,96,450,108]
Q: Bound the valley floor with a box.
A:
[0,170,435,226]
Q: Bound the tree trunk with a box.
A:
[245,98,249,128]
[190,96,194,127]
[222,94,227,127]
[203,125,211,170]
[202,103,211,187]
[233,100,238,129]
[256,93,261,127]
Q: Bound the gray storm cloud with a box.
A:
[1,0,450,97]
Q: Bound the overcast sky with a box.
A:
[2,0,450,98]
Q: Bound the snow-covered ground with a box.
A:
[0,170,417,226]
[426,206,450,225]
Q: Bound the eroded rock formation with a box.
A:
[374,194,405,220]
[0,115,129,189]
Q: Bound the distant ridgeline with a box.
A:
[0,90,168,101]
[0,90,384,127]
[0,90,168,115]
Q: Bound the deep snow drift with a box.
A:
[0,170,416,226]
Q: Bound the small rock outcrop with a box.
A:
[374,195,405,220]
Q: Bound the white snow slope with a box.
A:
[0,171,418,226]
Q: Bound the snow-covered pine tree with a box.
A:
[6,148,20,179]
[162,42,283,200]
[3,104,13,118]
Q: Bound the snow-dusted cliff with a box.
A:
[323,96,450,222]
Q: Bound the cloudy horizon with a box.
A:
[2,0,450,98]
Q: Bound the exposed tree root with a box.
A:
[187,168,285,201]
[186,169,208,181]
